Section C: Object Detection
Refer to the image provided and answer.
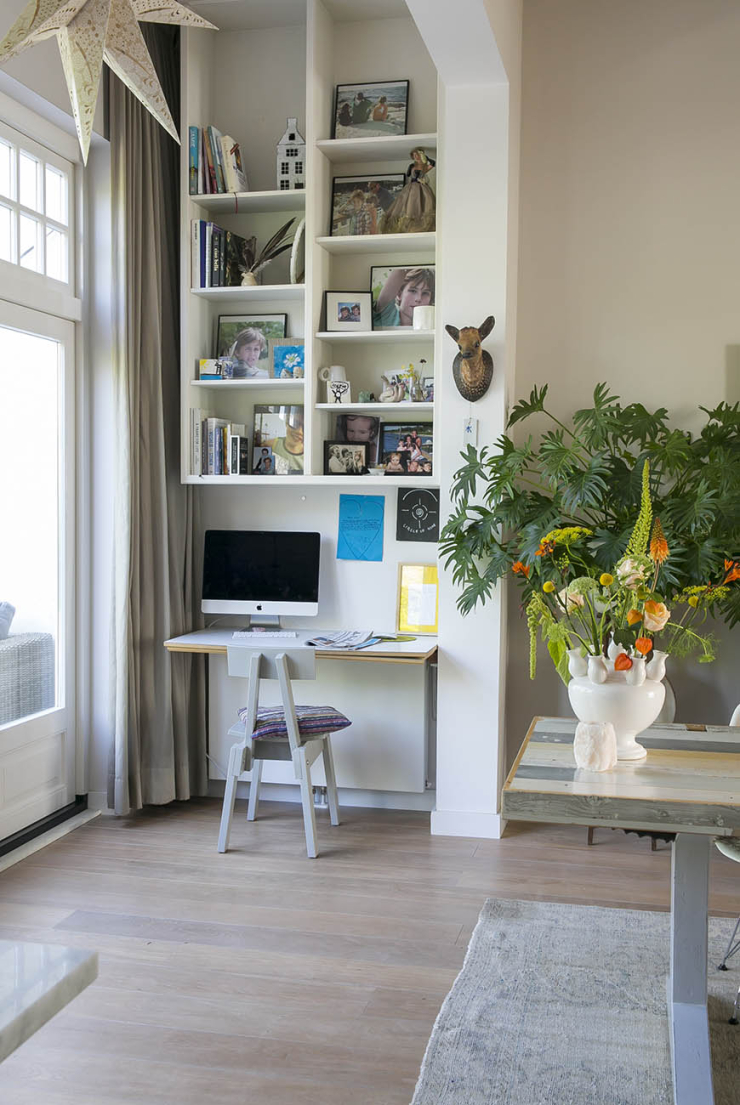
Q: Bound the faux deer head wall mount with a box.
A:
[445,315,495,402]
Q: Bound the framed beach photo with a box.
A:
[397,563,439,635]
[324,441,369,476]
[269,338,304,379]
[216,314,287,378]
[324,290,372,332]
[330,174,404,236]
[332,80,409,139]
[371,264,435,330]
[380,422,433,477]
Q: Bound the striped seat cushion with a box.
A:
[237,704,352,740]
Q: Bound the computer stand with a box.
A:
[240,614,282,630]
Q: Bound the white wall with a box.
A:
[506,0,740,764]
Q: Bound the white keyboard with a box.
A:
[231,630,298,639]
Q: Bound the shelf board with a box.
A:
[316,133,437,164]
[316,232,435,255]
[185,474,439,487]
[190,284,305,301]
[191,379,305,390]
[315,329,434,343]
[316,402,433,416]
[189,189,306,213]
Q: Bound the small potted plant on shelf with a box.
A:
[240,218,295,286]
[440,384,740,757]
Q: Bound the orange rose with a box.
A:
[614,653,633,671]
[643,600,670,632]
[635,637,653,656]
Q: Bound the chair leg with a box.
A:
[322,737,340,827]
[218,772,238,854]
[718,915,740,971]
[298,749,318,858]
[247,758,263,822]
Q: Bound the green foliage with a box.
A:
[439,386,740,627]
[625,460,652,558]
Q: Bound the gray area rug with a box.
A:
[412,899,739,1105]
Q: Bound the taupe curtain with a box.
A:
[108,26,207,814]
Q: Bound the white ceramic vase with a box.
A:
[567,654,666,761]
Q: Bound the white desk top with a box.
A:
[165,628,438,664]
[0,940,97,1063]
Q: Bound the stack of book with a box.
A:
[190,410,249,476]
[189,125,248,195]
[191,220,250,289]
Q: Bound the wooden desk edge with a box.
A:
[164,641,437,664]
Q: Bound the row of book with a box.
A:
[189,125,248,196]
[190,410,249,475]
[191,219,249,289]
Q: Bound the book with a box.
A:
[203,128,217,193]
[229,434,250,475]
[207,125,226,193]
[205,417,230,473]
[210,223,221,287]
[224,228,249,286]
[198,128,207,193]
[219,135,248,192]
[188,127,199,194]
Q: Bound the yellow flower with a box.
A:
[688,595,699,608]
[543,581,556,594]
[599,573,614,586]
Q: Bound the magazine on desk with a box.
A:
[307,630,378,650]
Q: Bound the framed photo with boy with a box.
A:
[216,314,287,378]
[380,422,433,476]
[324,291,372,332]
[324,441,369,476]
[253,404,304,474]
[332,80,409,140]
[371,265,435,330]
[335,413,380,466]
[330,175,404,236]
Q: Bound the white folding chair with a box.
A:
[217,646,351,858]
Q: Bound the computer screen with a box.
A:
[201,530,321,617]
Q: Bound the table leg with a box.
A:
[668,832,714,1105]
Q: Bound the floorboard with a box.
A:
[0,799,737,1104]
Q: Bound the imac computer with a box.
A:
[201,530,321,622]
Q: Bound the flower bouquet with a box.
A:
[520,462,739,758]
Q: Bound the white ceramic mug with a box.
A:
[413,305,435,331]
[318,364,347,383]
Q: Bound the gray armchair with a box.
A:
[0,633,55,726]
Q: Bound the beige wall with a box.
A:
[506,0,740,762]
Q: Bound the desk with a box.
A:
[502,717,740,1105]
[165,629,438,795]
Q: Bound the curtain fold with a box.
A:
[108,26,207,815]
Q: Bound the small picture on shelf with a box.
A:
[336,414,380,466]
[422,376,434,401]
[371,265,435,330]
[380,422,433,476]
[269,338,305,379]
[324,441,369,475]
[253,404,304,474]
[252,446,275,475]
[330,175,404,236]
[198,358,228,380]
[333,80,409,139]
[216,314,287,378]
[324,290,372,332]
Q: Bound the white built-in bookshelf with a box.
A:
[180,0,439,486]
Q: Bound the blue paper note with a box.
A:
[337,494,384,561]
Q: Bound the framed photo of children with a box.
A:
[216,314,287,378]
[335,413,380,465]
[330,175,404,236]
[324,441,369,475]
[324,291,372,332]
[333,80,409,140]
[380,422,433,476]
[371,265,435,330]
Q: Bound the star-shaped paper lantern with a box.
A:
[0,0,217,163]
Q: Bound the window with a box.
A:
[0,123,72,286]
[285,147,298,157]
[295,162,303,175]
[280,161,290,174]
[279,180,290,191]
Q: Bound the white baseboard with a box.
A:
[0,809,101,874]
[207,779,436,812]
[430,808,505,839]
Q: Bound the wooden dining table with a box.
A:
[502,716,740,1105]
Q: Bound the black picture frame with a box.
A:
[332,79,410,140]
[380,422,433,477]
[330,174,405,237]
[335,412,380,466]
[324,440,369,476]
[215,313,288,378]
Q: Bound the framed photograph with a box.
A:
[253,405,304,474]
[397,563,439,635]
[252,446,274,475]
[324,441,369,476]
[422,375,434,401]
[324,290,372,332]
[216,314,287,378]
[371,265,435,330]
[380,422,433,477]
[396,487,440,542]
[269,338,304,379]
[336,413,380,466]
[332,80,409,139]
[330,175,404,236]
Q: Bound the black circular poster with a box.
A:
[396,487,440,542]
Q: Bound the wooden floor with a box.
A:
[0,800,737,1105]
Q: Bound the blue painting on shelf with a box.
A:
[337,494,384,561]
